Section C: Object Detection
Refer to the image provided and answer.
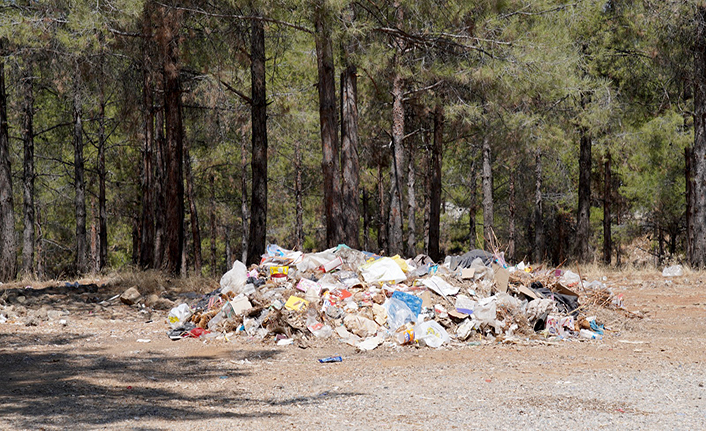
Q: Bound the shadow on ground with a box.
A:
[0,339,361,429]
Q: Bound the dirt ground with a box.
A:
[1,269,705,430]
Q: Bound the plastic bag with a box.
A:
[360,257,407,283]
[662,265,684,277]
[220,260,248,295]
[384,298,416,330]
[167,303,193,329]
[343,314,379,338]
[421,275,459,296]
[473,297,497,325]
[414,320,450,348]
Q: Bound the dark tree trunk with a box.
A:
[603,151,612,265]
[406,139,416,257]
[240,134,249,263]
[692,5,706,267]
[294,139,304,250]
[210,174,217,277]
[225,224,232,272]
[340,64,360,249]
[97,82,107,271]
[162,7,185,274]
[422,140,430,255]
[508,164,516,262]
[428,105,443,262]
[73,82,88,274]
[481,135,493,249]
[315,7,344,248]
[153,103,166,269]
[576,127,592,262]
[184,141,202,275]
[686,146,694,261]
[247,17,268,266]
[388,69,405,255]
[0,45,16,281]
[139,5,156,269]
[533,148,544,263]
[21,70,35,276]
[132,204,140,266]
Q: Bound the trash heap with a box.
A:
[166,244,629,349]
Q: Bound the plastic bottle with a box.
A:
[579,329,602,340]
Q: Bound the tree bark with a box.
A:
[686,146,694,261]
[508,164,516,262]
[97,79,107,272]
[576,127,592,262]
[363,187,370,251]
[388,68,405,255]
[691,4,706,267]
[481,135,493,249]
[162,7,185,274]
[184,141,202,275]
[139,4,156,269]
[21,70,35,276]
[428,105,443,262]
[210,173,217,277]
[73,80,88,274]
[340,64,360,249]
[247,17,268,266]
[240,133,249,263]
[533,148,544,263]
[0,45,16,281]
[315,5,344,248]
[153,101,166,269]
[603,151,612,265]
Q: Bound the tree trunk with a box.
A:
[162,7,185,274]
[315,6,344,248]
[210,174,217,277]
[0,45,16,282]
[97,81,107,272]
[21,70,35,276]
[240,133,249,263]
[225,223,232,272]
[388,69,405,255]
[428,105,443,261]
[184,141,202,275]
[533,148,544,263]
[508,164,516,262]
[73,81,88,275]
[294,139,304,250]
[247,17,268,266]
[603,151,612,265]
[340,64,360,249]
[481,135,493,249]
[139,5,156,269]
[576,127,592,262]
[692,5,706,267]
[153,102,166,268]
[422,141,430,256]
[686,146,694,261]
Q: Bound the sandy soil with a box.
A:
[0,270,704,430]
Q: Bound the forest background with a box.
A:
[1,0,705,282]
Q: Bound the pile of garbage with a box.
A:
[165,245,629,349]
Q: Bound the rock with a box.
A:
[120,286,142,305]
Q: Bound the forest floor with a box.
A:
[0,268,704,430]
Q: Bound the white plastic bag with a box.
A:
[360,257,407,283]
[662,265,684,277]
[414,320,449,348]
[167,303,193,329]
[421,275,460,296]
[220,260,248,295]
